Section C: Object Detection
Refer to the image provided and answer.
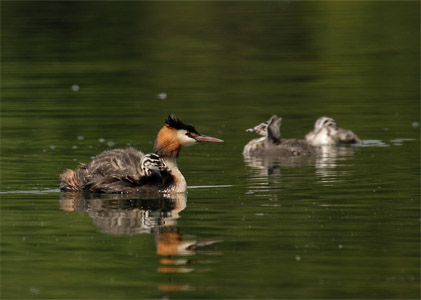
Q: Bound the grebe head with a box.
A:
[246,120,269,136]
[246,115,282,145]
[314,117,338,131]
[154,114,224,157]
[246,115,282,137]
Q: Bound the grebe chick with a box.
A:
[305,116,362,146]
[243,115,316,156]
[60,115,224,193]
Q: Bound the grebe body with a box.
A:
[243,115,316,156]
[305,117,362,146]
[60,115,223,193]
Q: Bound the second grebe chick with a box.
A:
[60,115,224,193]
[243,115,316,156]
[305,116,362,146]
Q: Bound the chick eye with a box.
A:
[185,132,193,137]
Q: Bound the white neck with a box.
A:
[163,157,187,193]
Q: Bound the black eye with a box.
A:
[186,132,192,137]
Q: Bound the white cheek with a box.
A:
[177,130,197,146]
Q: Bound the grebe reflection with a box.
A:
[60,192,221,273]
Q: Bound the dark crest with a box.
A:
[165,114,199,134]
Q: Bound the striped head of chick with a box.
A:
[314,116,338,132]
[141,153,171,177]
[246,115,282,137]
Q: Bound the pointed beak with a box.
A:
[194,135,224,143]
[246,128,255,133]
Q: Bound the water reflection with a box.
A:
[244,155,315,176]
[60,192,221,274]
[244,145,357,187]
[314,145,356,184]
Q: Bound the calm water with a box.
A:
[1,1,420,299]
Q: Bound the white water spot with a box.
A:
[295,255,301,261]
[29,287,40,295]
[360,140,389,147]
[73,158,78,162]
[99,138,105,143]
[391,138,416,144]
[77,136,84,140]
[390,138,416,146]
[254,213,265,216]
[49,145,56,150]
[156,92,167,100]
[338,244,343,249]
[22,236,26,241]
[71,84,80,92]
[412,121,419,128]
[107,141,115,147]
[188,185,232,189]
[72,145,78,149]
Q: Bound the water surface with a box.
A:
[1,1,419,299]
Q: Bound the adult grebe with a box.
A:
[60,115,224,193]
[305,116,362,146]
[243,115,316,156]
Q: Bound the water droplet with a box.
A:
[49,145,56,150]
[29,287,40,294]
[71,84,80,92]
[72,145,78,149]
[99,138,105,143]
[412,121,419,128]
[295,255,301,261]
[77,136,84,140]
[107,141,115,147]
[156,92,167,100]
[338,244,343,249]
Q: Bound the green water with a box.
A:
[1,1,420,299]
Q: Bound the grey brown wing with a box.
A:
[337,128,362,144]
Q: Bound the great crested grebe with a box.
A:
[60,115,224,193]
[305,116,362,146]
[243,115,316,156]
